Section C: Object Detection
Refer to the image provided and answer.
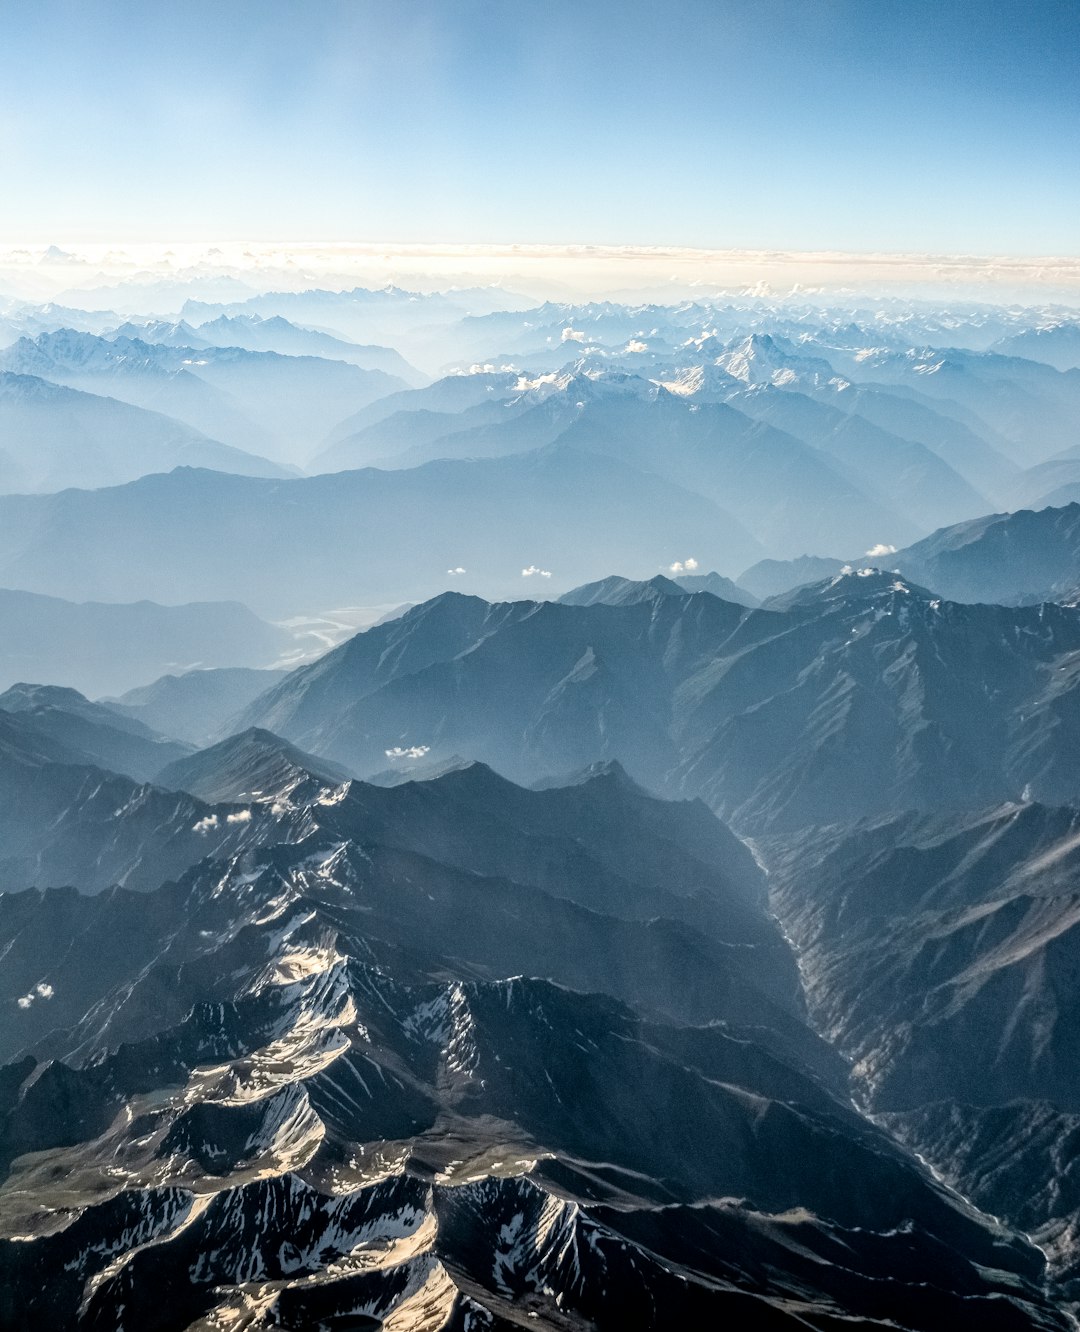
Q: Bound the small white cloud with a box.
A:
[447,567,466,575]
[385,745,431,760]
[226,809,252,824]
[17,981,54,1009]
[865,543,897,558]
[193,814,219,834]
[522,565,552,578]
[668,557,699,574]
[561,327,587,343]
[625,339,648,353]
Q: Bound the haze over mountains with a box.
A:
[7,275,1080,1326]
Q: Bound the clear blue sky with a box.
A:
[2,0,1077,254]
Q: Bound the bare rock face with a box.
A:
[0,755,1067,1330]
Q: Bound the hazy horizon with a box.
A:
[5,239,1080,308]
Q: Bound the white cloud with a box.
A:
[17,981,54,1009]
[193,814,219,834]
[865,543,897,558]
[522,565,552,578]
[385,745,430,760]
[226,809,252,824]
[625,339,648,353]
[561,327,587,343]
[668,557,699,574]
[447,567,466,575]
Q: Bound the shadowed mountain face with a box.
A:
[0,331,409,465]
[102,666,291,746]
[737,554,849,601]
[825,345,1080,467]
[0,454,763,615]
[993,323,1080,372]
[716,501,1080,608]
[315,379,976,556]
[0,753,1067,1331]
[762,800,1080,1300]
[892,502,1080,604]
[0,371,287,492]
[235,579,1080,831]
[0,683,193,782]
[155,728,353,804]
[112,313,427,385]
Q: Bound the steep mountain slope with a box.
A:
[109,314,424,382]
[893,503,1080,603]
[560,571,758,611]
[324,378,926,556]
[182,314,425,382]
[533,390,925,554]
[725,381,991,529]
[992,323,1080,371]
[0,372,286,492]
[103,666,291,745]
[763,800,1080,1297]
[1012,454,1080,510]
[320,369,524,445]
[0,684,192,782]
[235,578,1080,830]
[0,765,1066,1329]
[0,331,409,464]
[818,381,1019,499]
[733,502,1080,608]
[323,392,580,472]
[312,402,509,470]
[155,727,352,803]
[558,573,688,606]
[0,331,278,458]
[737,555,848,601]
[11,290,1080,1326]
[831,346,1080,465]
[0,453,762,614]
[0,748,281,895]
[656,332,1018,500]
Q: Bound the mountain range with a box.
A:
[8,286,1080,1325]
[763,798,1080,1298]
[0,371,286,492]
[0,330,409,465]
[0,455,764,614]
[109,313,426,383]
[0,739,1069,1328]
[229,571,1080,829]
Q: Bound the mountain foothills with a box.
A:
[5,286,1080,1325]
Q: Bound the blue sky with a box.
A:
[2,0,1077,254]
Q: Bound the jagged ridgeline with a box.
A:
[5,287,1080,1327]
[0,755,1070,1330]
